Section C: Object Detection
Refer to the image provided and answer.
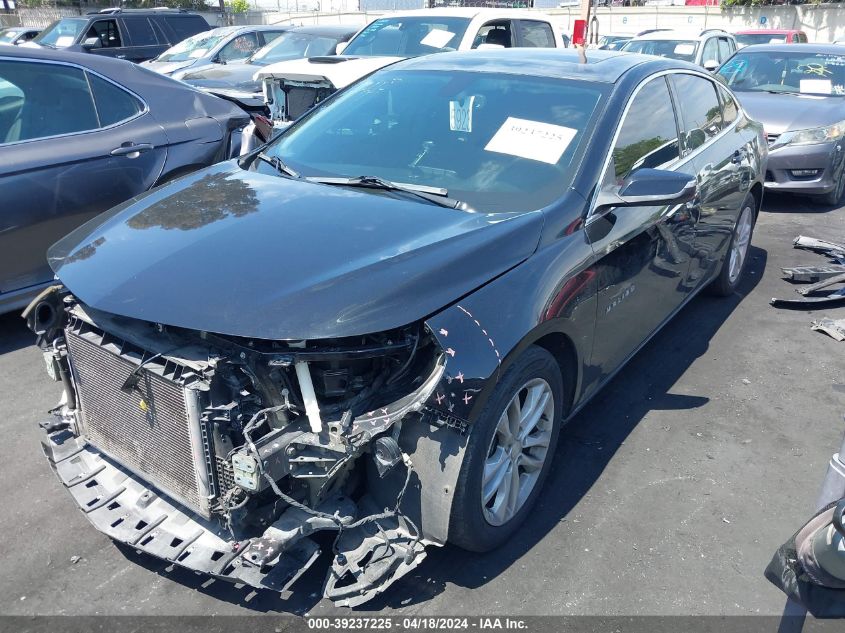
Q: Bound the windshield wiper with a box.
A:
[251,152,300,179]
[306,175,472,210]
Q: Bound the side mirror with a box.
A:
[334,41,347,55]
[82,36,100,49]
[596,168,696,212]
[703,59,719,72]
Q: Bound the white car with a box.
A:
[254,8,564,132]
[620,29,737,71]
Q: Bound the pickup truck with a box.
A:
[249,8,564,142]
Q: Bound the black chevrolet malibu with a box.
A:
[29,49,766,606]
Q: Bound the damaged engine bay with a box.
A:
[28,287,448,607]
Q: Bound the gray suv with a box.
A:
[28,8,209,63]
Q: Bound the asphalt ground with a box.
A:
[0,192,843,620]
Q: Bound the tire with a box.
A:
[449,345,564,553]
[813,166,845,206]
[708,193,756,297]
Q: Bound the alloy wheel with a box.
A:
[728,205,753,285]
[482,378,555,526]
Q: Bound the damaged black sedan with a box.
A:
[28,49,766,607]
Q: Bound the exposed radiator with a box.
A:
[64,320,214,518]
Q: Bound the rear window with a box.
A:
[163,15,208,42]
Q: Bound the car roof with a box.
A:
[204,25,290,36]
[393,48,702,84]
[286,24,360,37]
[738,43,842,54]
[0,41,140,75]
[374,7,541,19]
[735,29,800,35]
[629,29,728,41]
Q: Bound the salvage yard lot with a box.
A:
[0,193,842,617]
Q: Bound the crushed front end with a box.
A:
[26,287,447,607]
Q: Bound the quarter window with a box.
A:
[611,76,680,182]
[88,73,143,127]
[671,74,722,152]
[85,19,122,49]
[0,61,98,143]
[518,21,555,48]
[718,85,738,128]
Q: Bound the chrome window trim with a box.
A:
[586,68,741,224]
[0,55,150,148]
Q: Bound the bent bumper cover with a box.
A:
[41,428,319,593]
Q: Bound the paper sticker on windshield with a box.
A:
[421,29,455,49]
[450,96,475,132]
[189,48,208,58]
[484,117,577,165]
[55,35,74,47]
[800,78,832,94]
[674,43,695,55]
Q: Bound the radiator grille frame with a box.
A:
[64,318,215,518]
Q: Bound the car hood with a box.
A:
[254,55,403,89]
[181,62,259,92]
[142,59,197,75]
[735,90,845,135]
[48,163,543,340]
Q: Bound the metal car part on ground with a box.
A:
[25,48,765,607]
[0,46,250,314]
[771,234,845,307]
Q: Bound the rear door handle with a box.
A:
[111,143,153,158]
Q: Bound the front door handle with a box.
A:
[111,143,153,158]
[731,149,744,165]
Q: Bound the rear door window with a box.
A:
[87,73,143,127]
[611,76,680,182]
[123,17,158,47]
[717,37,732,62]
[670,74,723,152]
[0,60,99,143]
[517,21,555,48]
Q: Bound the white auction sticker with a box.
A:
[449,96,475,132]
[674,43,695,56]
[800,78,832,94]
[55,35,75,47]
[420,28,455,49]
[484,117,577,165]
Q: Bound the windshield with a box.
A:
[718,51,845,96]
[0,29,19,44]
[735,33,788,47]
[342,17,470,57]
[621,39,698,63]
[156,30,226,62]
[250,31,343,65]
[33,18,87,48]
[264,69,605,213]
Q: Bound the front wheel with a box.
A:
[449,345,564,553]
[708,194,756,297]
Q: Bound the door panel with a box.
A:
[671,74,746,287]
[587,76,699,382]
[0,60,167,295]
